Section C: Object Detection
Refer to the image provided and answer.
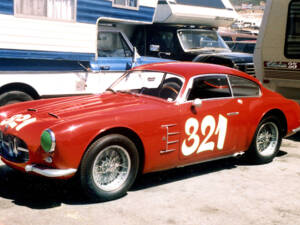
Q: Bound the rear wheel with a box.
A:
[245,116,282,164]
[80,134,139,201]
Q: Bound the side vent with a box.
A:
[160,124,180,154]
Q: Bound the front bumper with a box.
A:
[25,164,77,178]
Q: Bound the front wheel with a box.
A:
[80,134,139,201]
[245,116,282,164]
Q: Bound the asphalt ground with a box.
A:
[0,134,299,225]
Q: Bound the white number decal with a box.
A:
[182,118,200,156]
[1,114,36,131]
[197,115,215,153]
[215,114,228,150]
[182,114,228,156]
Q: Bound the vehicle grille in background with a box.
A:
[236,63,255,76]
[0,131,29,163]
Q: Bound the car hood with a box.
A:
[213,52,253,63]
[0,93,155,146]
[189,51,253,63]
[27,93,143,119]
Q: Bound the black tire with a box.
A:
[0,91,33,106]
[80,134,139,201]
[245,116,282,164]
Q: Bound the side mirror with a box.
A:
[192,98,202,108]
[131,47,140,68]
[132,47,138,64]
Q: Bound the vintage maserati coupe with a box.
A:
[0,62,299,201]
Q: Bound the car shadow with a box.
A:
[0,150,288,209]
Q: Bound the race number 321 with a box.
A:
[182,114,228,156]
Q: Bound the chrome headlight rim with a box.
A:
[40,129,56,153]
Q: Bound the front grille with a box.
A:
[0,131,29,163]
[236,63,255,76]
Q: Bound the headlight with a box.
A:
[40,129,56,153]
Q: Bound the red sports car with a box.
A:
[0,62,300,201]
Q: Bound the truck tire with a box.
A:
[0,91,33,106]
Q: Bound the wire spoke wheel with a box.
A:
[255,122,279,157]
[92,145,131,192]
[80,134,139,201]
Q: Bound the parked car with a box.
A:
[218,30,257,48]
[0,62,300,201]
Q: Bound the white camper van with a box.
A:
[254,0,300,101]
[0,0,168,105]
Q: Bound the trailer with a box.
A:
[254,0,300,102]
[0,0,168,105]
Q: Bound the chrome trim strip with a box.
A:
[25,165,77,178]
[227,112,239,116]
[292,126,300,134]
[160,149,176,154]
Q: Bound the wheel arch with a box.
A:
[0,82,40,100]
[83,127,145,175]
[260,109,287,137]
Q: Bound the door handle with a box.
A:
[100,66,110,70]
[227,112,239,116]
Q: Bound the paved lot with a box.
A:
[0,135,300,225]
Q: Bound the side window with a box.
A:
[98,32,132,57]
[187,75,231,101]
[113,0,138,8]
[15,0,75,21]
[285,0,300,58]
[229,75,260,97]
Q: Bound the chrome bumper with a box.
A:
[25,164,77,178]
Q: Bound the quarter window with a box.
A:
[187,75,231,100]
[285,0,300,58]
[15,0,75,21]
[229,76,260,97]
[113,0,138,8]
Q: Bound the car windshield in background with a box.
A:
[178,29,230,52]
[109,71,184,101]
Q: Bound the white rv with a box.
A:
[0,0,167,105]
[254,0,300,101]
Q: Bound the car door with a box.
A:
[90,31,133,71]
[178,74,243,164]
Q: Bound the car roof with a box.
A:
[132,62,258,83]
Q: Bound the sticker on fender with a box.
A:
[182,114,228,156]
[1,114,37,131]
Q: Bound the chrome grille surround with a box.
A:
[0,130,29,163]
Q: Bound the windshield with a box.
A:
[108,71,184,101]
[178,29,230,51]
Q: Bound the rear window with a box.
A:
[285,0,300,58]
[229,76,260,97]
